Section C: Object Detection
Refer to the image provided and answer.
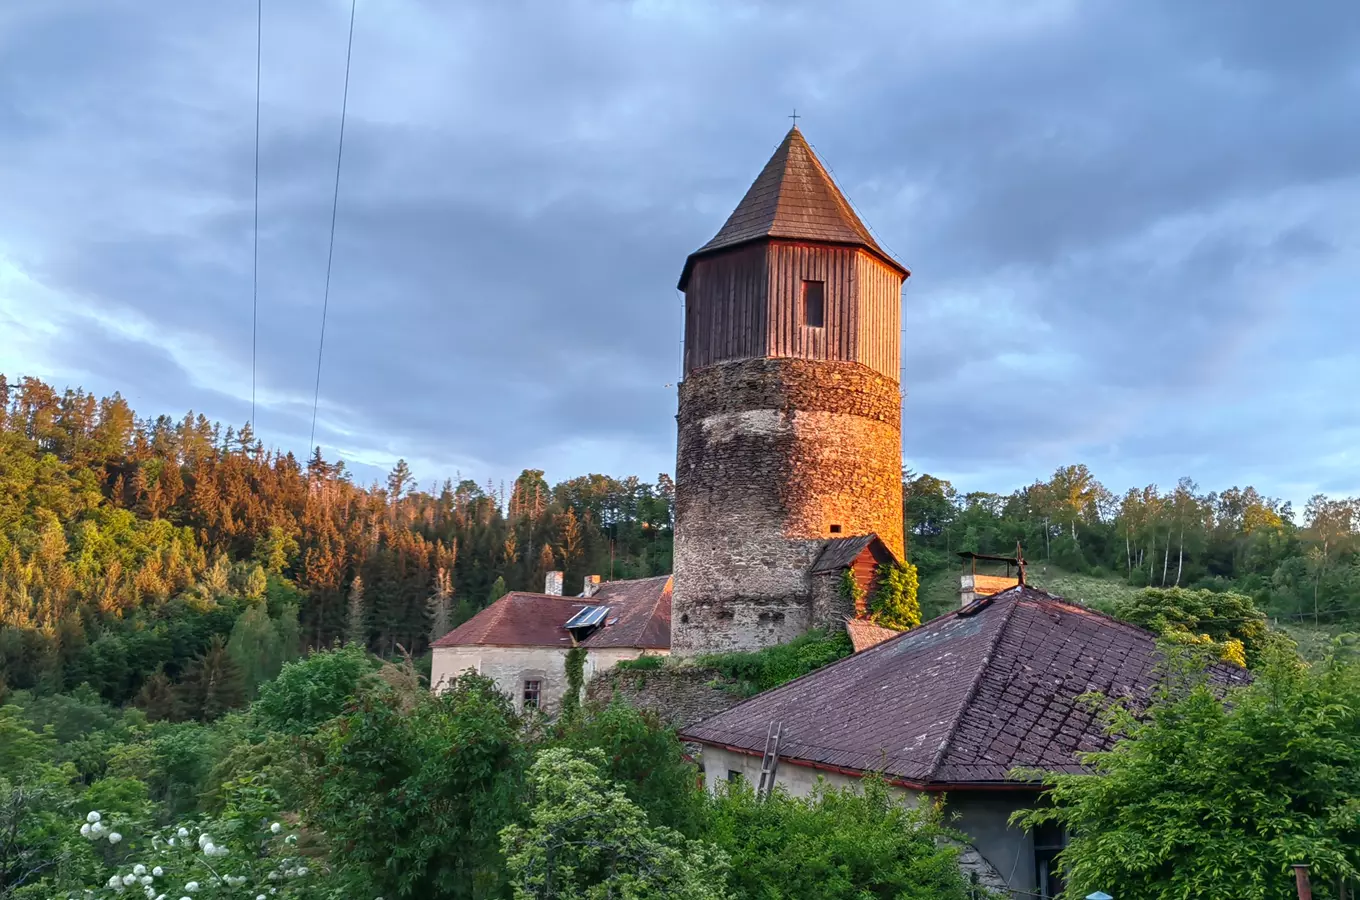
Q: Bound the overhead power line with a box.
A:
[309,0,357,453]
[250,0,262,429]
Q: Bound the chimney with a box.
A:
[582,575,602,598]
[544,571,564,596]
[960,573,979,608]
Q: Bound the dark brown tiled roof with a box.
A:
[678,127,907,290]
[810,534,892,574]
[581,576,672,650]
[430,576,672,651]
[681,586,1249,787]
[844,617,902,653]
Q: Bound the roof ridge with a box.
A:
[923,588,1026,781]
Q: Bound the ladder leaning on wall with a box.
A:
[756,721,783,799]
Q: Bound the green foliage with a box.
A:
[250,644,378,736]
[836,568,865,611]
[1112,586,1291,667]
[553,701,707,837]
[225,601,296,698]
[612,654,663,673]
[707,776,974,900]
[697,628,853,697]
[309,671,528,900]
[173,635,246,722]
[501,747,730,900]
[870,561,921,630]
[561,646,587,723]
[1013,649,1360,898]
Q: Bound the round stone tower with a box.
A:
[671,127,909,655]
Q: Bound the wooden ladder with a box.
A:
[756,721,783,800]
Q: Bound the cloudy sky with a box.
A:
[2,1,1358,505]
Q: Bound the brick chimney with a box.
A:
[544,571,564,596]
[582,575,602,598]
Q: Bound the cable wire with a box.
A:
[309,0,357,453]
[250,0,262,429]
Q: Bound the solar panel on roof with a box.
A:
[565,605,609,630]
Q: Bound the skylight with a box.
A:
[565,605,609,630]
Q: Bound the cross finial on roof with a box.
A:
[788,108,800,126]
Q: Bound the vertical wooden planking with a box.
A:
[684,242,901,379]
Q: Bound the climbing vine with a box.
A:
[838,568,866,613]
[562,646,587,721]
[870,561,921,631]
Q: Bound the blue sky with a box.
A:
[2,0,1358,505]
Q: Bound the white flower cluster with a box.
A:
[79,810,122,845]
[77,811,313,899]
[195,832,228,858]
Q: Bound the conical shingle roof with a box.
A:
[678,127,906,289]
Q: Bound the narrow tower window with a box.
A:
[803,280,825,327]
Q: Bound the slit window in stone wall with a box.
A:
[829,524,842,534]
[523,679,542,710]
[803,280,825,327]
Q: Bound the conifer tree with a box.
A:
[174,636,246,722]
[427,567,452,643]
[227,602,285,697]
[346,574,367,648]
[135,669,177,722]
[488,576,508,604]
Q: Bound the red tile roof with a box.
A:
[681,586,1250,787]
[430,576,672,651]
[843,617,902,653]
[430,592,581,648]
[678,127,907,290]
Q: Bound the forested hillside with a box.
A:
[904,465,1360,625]
[0,375,673,707]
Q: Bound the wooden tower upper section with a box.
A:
[677,126,909,382]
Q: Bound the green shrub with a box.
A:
[698,628,852,697]
[708,776,974,900]
[613,654,664,673]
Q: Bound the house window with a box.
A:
[1033,822,1067,899]
[523,679,542,710]
[727,770,743,784]
[829,523,842,534]
[803,280,825,327]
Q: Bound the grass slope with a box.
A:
[922,562,1344,663]
[921,564,1144,620]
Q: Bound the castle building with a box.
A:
[671,126,909,654]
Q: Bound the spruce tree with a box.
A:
[174,636,246,722]
[427,567,453,643]
[347,573,367,648]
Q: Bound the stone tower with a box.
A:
[671,126,909,655]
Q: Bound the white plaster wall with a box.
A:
[431,646,667,713]
[698,745,1023,898]
[699,745,867,797]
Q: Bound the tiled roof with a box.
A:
[581,576,672,650]
[810,534,890,574]
[430,592,581,648]
[430,576,672,651]
[681,586,1250,787]
[678,127,907,290]
[844,617,902,653]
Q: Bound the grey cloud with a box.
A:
[2,0,1359,502]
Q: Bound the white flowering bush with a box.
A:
[55,807,332,900]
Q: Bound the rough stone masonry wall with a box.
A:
[672,357,903,654]
[585,664,743,730]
